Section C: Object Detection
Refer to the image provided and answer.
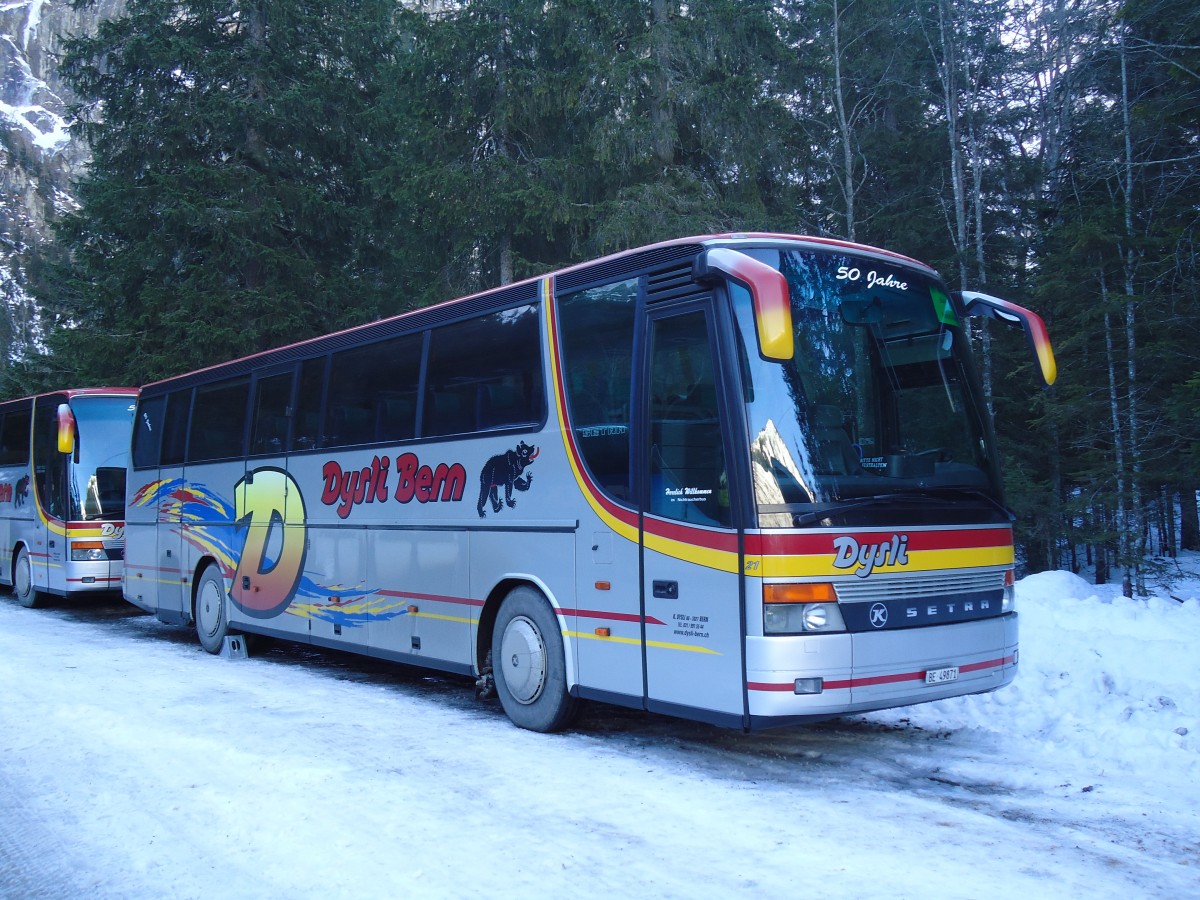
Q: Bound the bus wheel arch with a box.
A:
[193,560,231,654]
[489,583,577,732]
[13,544,43,608]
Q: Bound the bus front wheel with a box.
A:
[14,547,44,609]
[195,565,231,654]
[491,586,576,733]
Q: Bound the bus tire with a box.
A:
[491,586,576,733]
[195,565,231,654]
[14,547,44,609]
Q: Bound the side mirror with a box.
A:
[957,290,1057,387]
[695,248,793,361]
[57,403,76,455]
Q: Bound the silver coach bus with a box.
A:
[1,388,137,607]
[124,234,1055,731]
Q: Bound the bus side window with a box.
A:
[188,379,249,463]
[32,399,67,520]
[423,304,543,439]
[0,409,30,466]
[132,396,166,469]
[161,390,191,467]
[323,333,422,449]
[292,357,327,451]
[649,311,730,527]
[250,372,293,457]
[557,278,637,501]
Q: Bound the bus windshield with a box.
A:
[732,245,1001,526]
[70,395,136,521]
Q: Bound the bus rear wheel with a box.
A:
[195,565,232,654]
[14,547,44,609]
[491,586,576,733]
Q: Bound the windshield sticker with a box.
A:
[836,266,910,291]
[664,485,714,503]
[931,286,959,326]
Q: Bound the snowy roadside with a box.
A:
[1,563,1197,899]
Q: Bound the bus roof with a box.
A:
[0,387,138,408]
[139,233,940,394]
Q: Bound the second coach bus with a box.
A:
[123,233,1055,731]
[1,388,138,607]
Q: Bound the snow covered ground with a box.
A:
[1,559,1197,899]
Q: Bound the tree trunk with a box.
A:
[1103,299,1132,597]
[650,0,675,167]
[830,0,856,241]
[1118,29,1144,595]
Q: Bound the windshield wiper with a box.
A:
[789,489,1010,527]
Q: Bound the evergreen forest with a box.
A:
[13,0,1200,591]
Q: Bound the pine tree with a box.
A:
[40,0,405,385]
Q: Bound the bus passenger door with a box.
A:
[155,391,191,620]
[640,301,745,723]
[237,363,316,644]
[31,396,69,595]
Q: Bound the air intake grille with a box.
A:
[834,568,1005,603]
[645,263,698,301]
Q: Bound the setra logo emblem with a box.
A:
[869,602,889,628]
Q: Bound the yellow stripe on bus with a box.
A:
[410,611,475,625]
[642,530,740,573]
[755,545,1015,579]
[565,630,721,655]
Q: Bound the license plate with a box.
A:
[925,665,959,685]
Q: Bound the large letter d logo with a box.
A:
[231,468,307,618]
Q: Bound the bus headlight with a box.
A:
[763,583,847,634]
[71,541,106,562]
[1002,569,1016,613]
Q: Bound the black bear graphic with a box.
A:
[477,441,538,517]
[14,475,29,508]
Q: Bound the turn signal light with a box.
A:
[762,582,837,604]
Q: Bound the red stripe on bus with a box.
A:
[643,515,739,553]
[125,563,184,574]
[557,607,666,626]
[744,527,1012,557]
[375,589,485,608]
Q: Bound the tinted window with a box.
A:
[161,391,191,467]
[423,304,544,438]
[324,334,422,449]
[649,310,731,526]
[188,379,249,463]
[33,399,67,520]
[250,372,293,457]
[293,357,327,451]
[0,409,31,466]
[557,279,637,501]
[132,395,165,469]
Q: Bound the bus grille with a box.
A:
[834,569,1006,603]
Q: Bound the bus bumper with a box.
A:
[745,613,1018,726]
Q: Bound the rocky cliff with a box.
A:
[0,0,123,371]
